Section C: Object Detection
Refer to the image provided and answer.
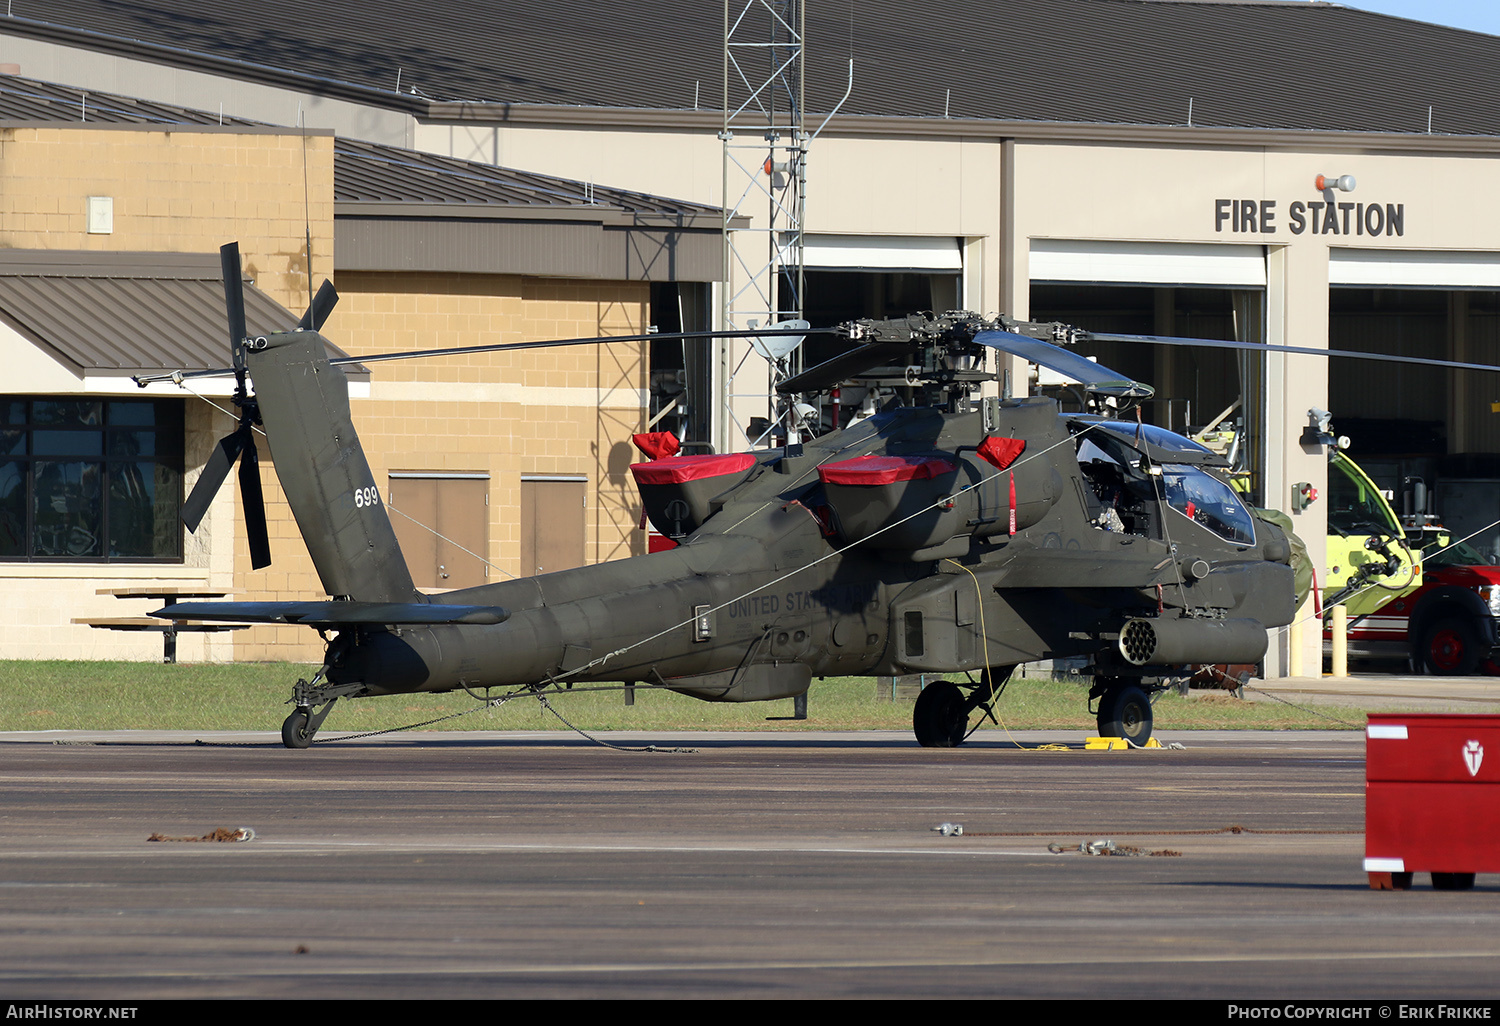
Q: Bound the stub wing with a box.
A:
[995,546,1174,589]
[153,600,510,627]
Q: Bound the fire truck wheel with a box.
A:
[1431,872,1476,891]
[1421,618,1483,676]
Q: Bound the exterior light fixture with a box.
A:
[1300,408,1350,451]
[1302,407,1335,447]
[762,156,788,189]
[1316,174,1357,192]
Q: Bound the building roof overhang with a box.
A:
[0,250,363,381]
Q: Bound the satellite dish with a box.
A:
[750,319,810,361]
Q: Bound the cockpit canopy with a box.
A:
[1070,416,1255,546]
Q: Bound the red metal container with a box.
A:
[1365,712,1500,890]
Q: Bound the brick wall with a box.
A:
[0,125,334,307]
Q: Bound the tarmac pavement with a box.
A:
[2,671,1499,999]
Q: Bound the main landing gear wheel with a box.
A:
[1096,684,1154,746]
[913,680,968,748]
[1422,618,1482,676]
[282,709,313,749]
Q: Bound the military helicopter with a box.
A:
[148,244,1300,749]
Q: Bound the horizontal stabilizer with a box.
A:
[153,601,510,627]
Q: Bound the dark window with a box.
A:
[904,611,924,658]
[0,398,183,561]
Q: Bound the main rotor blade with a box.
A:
[134,327,828,386]
[974,330,1154,399]
[219,242,248,373]
[181,426,247,532]
[238,430,272,570]
[776,342,919,394]
[336,327,825,369]
[1088,332,1500,375]
[298,279,339,332]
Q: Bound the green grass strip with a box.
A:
[0,661,1370,734]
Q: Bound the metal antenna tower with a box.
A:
[719,0,809,452]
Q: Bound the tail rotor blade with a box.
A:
[220,242,248,372]
[181,427,247,532]
[200,243,273,569]
[298,279,339,332]
[181,418,272,571]
[238,431,272,570]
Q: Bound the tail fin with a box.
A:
[247,330,420,603]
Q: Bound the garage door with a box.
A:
[1030,240,1266,287]
[801,234,962,272]
[1329,248,1500,288]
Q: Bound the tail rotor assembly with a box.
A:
[179,242,337,570]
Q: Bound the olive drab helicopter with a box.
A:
[148,243,1302,749]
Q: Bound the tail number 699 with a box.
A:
[353,486,381,509]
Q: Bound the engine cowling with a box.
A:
[818,449,1060,551]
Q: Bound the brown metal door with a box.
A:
[387,475,490,590]
[521,477,586,576]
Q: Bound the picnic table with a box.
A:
[75,587,247,664]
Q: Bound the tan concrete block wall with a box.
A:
[0,126,335,310]
[0,569,241,663]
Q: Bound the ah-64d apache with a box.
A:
[148,244,1300,749]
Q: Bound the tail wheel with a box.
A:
[1422,618,1482,676]
[913,681,968,748]
[1096,685,1153,745]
